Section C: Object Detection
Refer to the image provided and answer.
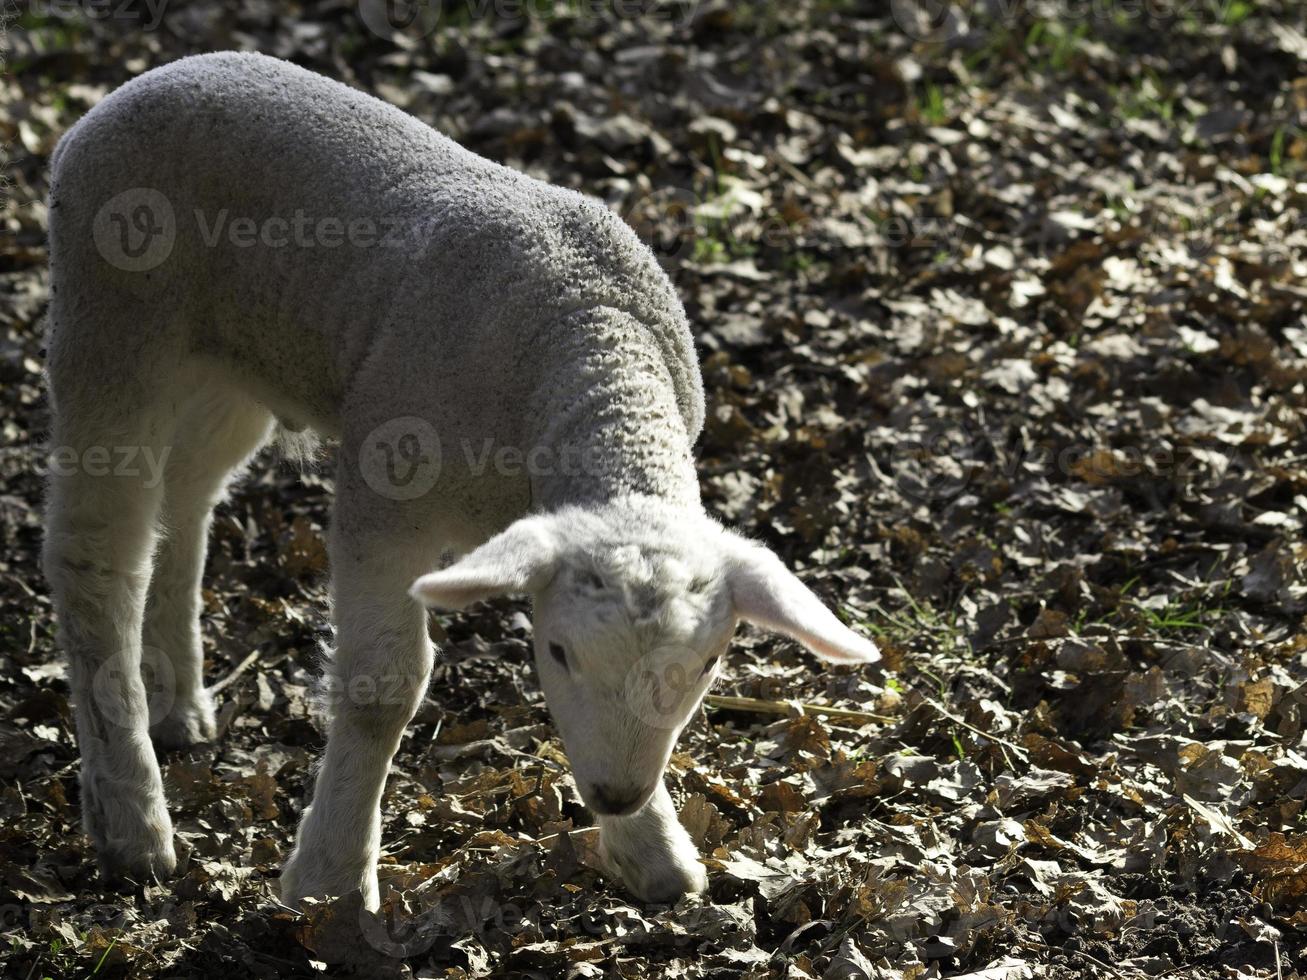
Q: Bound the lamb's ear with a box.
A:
[724,537,881,665]
[410,517,559,609]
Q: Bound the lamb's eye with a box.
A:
[700,655,720,678]
[549,642,568,669]
[580,571,605,590]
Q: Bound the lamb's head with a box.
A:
[410,499,879,818]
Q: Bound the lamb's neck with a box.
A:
[525,348,701,514]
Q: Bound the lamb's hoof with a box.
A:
[278,861,308,911]
[601,839,708,903]
[87,803,178,884]
[98,833,178,884]
[149,692,217,750]
[82,772,178,884]
[280,849,380,912]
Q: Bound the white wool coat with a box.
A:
[48,50,705,546]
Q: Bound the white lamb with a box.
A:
[42,51,880,910]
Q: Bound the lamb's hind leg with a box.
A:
[43,403,175,880]
[145,384,275,749]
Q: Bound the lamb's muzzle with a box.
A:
[42,50,880,913]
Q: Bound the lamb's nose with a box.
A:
[591,782,645,815]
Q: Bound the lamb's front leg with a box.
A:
[280,542,434,911]
[598,781,707,903]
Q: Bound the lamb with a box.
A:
[42,50,881,910]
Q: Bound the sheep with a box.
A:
[42,50,881,911]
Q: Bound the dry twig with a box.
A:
[704,694,895,724]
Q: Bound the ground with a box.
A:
[2,0,1306,977]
